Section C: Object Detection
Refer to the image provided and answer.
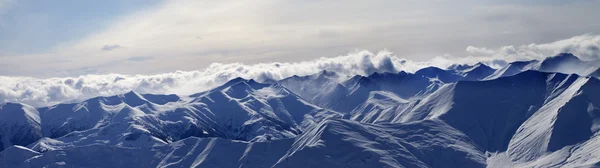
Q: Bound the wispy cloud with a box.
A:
[101,44,122,51]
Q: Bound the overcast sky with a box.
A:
[1,0,599,77]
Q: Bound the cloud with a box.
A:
[466,34,600,61]
[2,34,600,107]
[101,44,123,51]
[2,0,600,77]
[0,50,430,107]
[466,46,496,56]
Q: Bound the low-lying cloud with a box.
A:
[1,34,600,107]
[467,34,600,61]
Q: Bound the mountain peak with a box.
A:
[0,102,40,125]
[225,77,249,85]
[123,90,139,98]
[0,102,25,108]
[543,53,581,63]
[120,91,148,107]
[448,64,473,71]
[318,70,337,77]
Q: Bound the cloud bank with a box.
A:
[0,50,423,107]
[466,34,600,61]
[1,34,600,107]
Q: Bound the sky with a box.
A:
[1,0,600,106]
[0,0,599,78]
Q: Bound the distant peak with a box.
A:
[510,60,539,67]
[471,63,492,70]
[545,53,581,62]
[230,77,249,83]
[415,66,446,74]
[556,52,576,57]
[345,75,377,88]
[123,90,139,96]
[220,77,250,88]
[247,78,259,84]
[367,71,408,79]
[448,64,472,71]
[317,70,338,78]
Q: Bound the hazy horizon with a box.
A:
[1,0,599,77]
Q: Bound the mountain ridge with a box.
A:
[2,53,600,167]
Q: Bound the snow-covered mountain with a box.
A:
[0,103,41,151]
[1,53,600,167]
[487,53,600,80]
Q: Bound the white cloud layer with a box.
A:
[466,34,600,61]
[0,51,412,107]
[2,34,600,107]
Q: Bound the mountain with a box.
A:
[278,71,349,111]
[2,78,342,154]
[0,103,41,151]
[487,53,600,80]
[453,63,496,80]
[279,70,441,113]
[414,66,463,83]
[1,119,485,168]
[485,60,538,79]
[591,67,600,78]
[414,63,497,82]
[2,53,600,167]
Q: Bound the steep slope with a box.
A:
[0,103,41,151]
[22,78,342,153]
[278,71,349,112]
[356,71,596,154]
[505,75,600,163]
[3,137,296,168]
[280,71,440,113]
[186,79,342,141]
[2,119,486,168]
[485,60,538,79]
[365,72,436,99]
[349,91,410,123]
[273,119,486,167]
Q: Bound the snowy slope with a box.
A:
[21,78,342,154]
[0,103,41,151]
[279,71,440,113]
[1,119,485,168]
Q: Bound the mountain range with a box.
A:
[1,53,600,167]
